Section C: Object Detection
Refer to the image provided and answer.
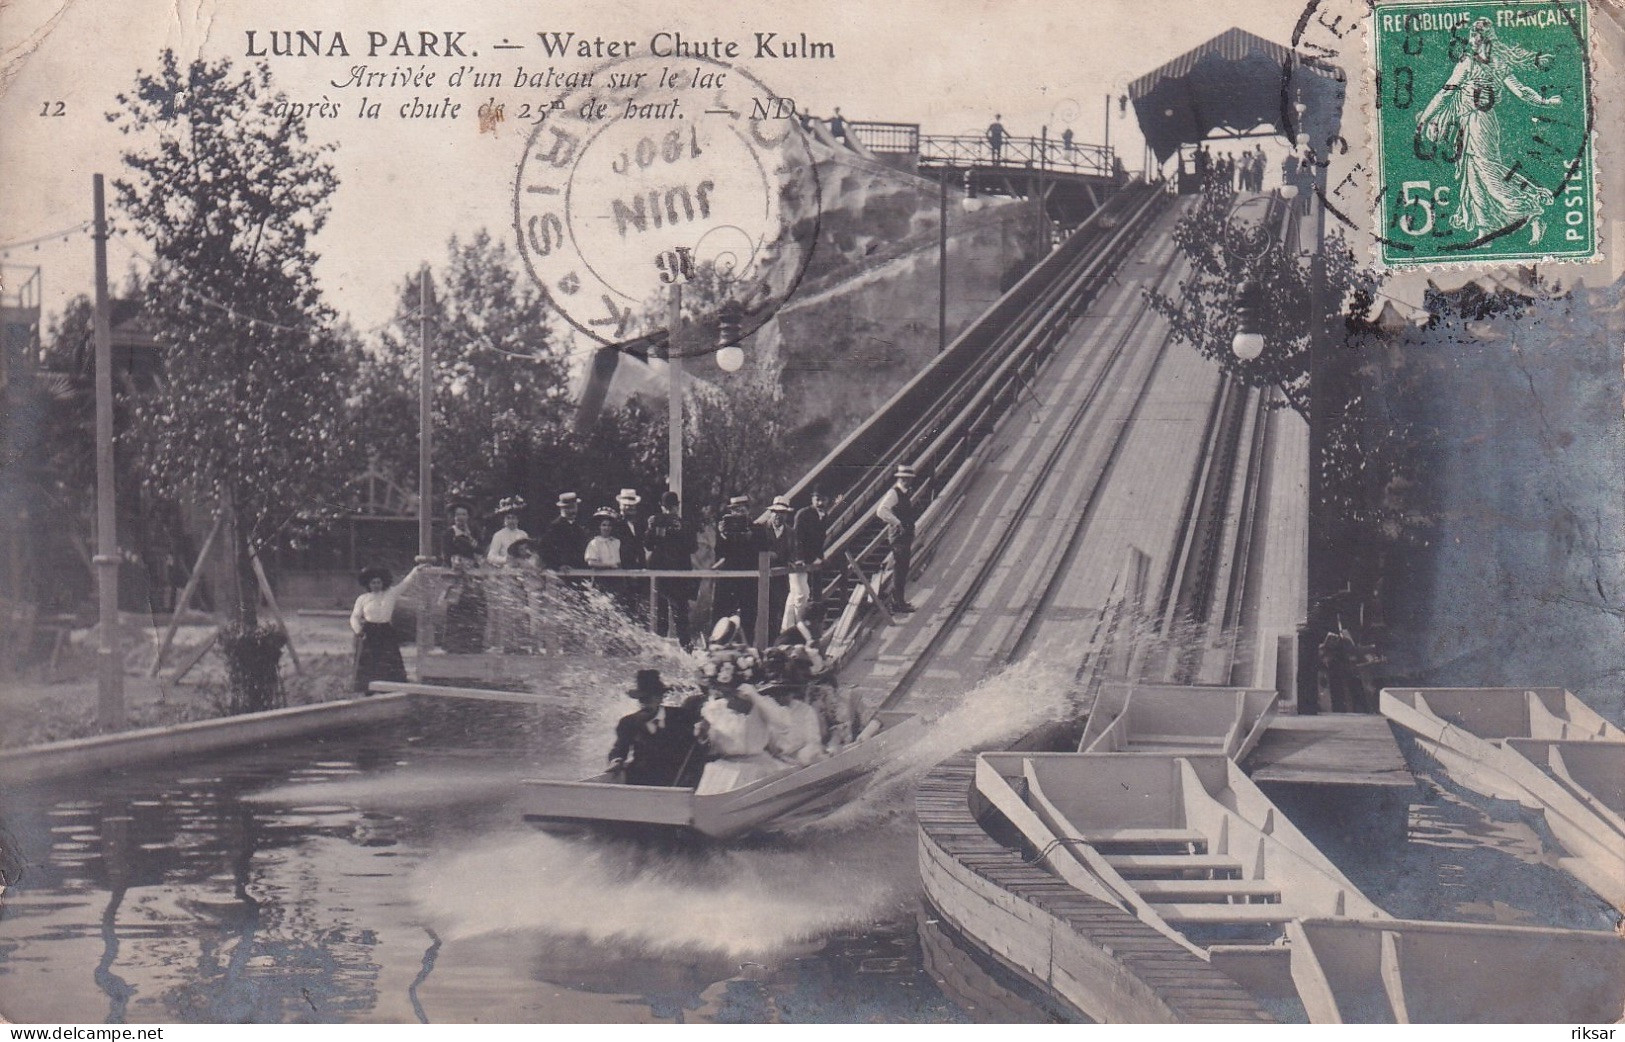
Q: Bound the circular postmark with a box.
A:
[514,55,821,357]
[1286,0,1594,267]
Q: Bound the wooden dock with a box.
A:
[916,754,1272,1024]
[1242,713,1415,789]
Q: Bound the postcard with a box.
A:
[1,0,1621,1026]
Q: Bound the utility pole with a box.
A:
[1104,95,1112,172]
[416,267,433,670]
[417,265,433,564]
[938,174,948,354]
[667,282,684,500]
[91,174,124,727]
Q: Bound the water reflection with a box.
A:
[0,701,974,1023]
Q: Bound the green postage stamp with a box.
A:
[1370,0,1595,267]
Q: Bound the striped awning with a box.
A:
[1128,28,1345,164]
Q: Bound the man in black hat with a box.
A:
[609,669,704,787]
[875,465,918,613]
[789,487,832,630]
[714,494,761,639]
[645,490,696,647]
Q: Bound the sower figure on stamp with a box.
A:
[1416,18,1563,245]
[876,464,919,615]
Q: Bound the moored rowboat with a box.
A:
[975,751,1386,999]
[1287,916,1625,1023]
[1380,686,1625,910]
[520,711,925,839]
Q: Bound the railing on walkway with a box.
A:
[919,134,1115,178]
[411,556,788,668]
[846,120,920,155]
[786,184,1171,661]
[841,121,1117,178]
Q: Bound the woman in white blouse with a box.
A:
[485,496,529,564]
[350,563,425,694]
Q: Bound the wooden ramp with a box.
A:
[1243,714,1414,790]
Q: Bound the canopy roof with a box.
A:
[1128,27,1344,164]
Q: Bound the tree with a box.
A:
[1144,184,1383,421]
[352,230,578,510]
[683,372,798,510]
[112,52,361,708]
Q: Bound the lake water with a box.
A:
[1,671,1617,1024]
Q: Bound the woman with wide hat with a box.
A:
[350,562,426,694]
[439,498,487,654]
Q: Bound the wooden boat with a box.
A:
[520,711,925,839]
[1076,682,1278,760]
[975,751,1385,998]
[1380,687,1625,910]
[1287,916,1625,1023]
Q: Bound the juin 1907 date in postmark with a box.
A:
[513,54,821,357]
[1371,0,1595,267]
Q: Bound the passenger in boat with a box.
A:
[708,612,747,650]
[694,657,785,793]
[350,563,426,694]
[775,627,866,751]
[758,652,826,766]
[609,669,704,787]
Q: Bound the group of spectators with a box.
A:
[350,463,926,693]
[432,484,846,653]
[1191,143,1271,192]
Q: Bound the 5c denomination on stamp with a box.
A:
[1371,0,1595,267]
[513,54,820,357]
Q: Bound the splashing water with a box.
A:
[241,767,528,809]
[412,826,913,961]
[795,659,1076,834]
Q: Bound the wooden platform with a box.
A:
[1242,714,1415,789]
[916,754,1272,1024]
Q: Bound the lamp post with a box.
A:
[668,283,685,500]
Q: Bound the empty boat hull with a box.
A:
[1288,916,1625,1024]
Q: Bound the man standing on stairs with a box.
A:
[875,465,918,615]
[787,487,832,631]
